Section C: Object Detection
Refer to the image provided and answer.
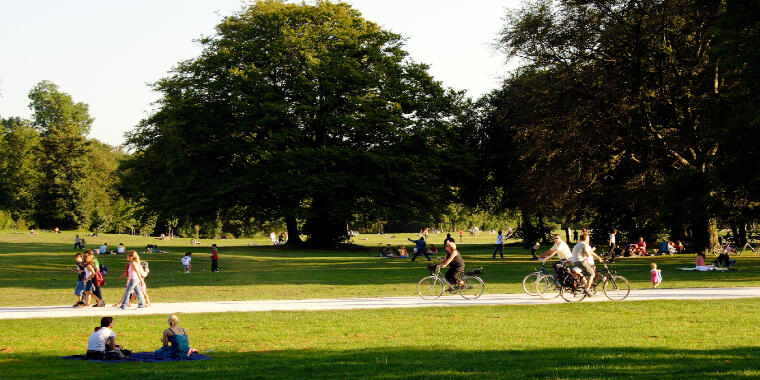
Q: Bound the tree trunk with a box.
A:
[693,217,718,254]
[284,215,302,246]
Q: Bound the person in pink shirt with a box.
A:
[635,237,648,256]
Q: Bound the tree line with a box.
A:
[1,0,758,250]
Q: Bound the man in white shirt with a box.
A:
[492,231,504,259]
[86,316,127,360]
[572,233,603,294]
[540,234,572,262]
[608,230,617,254]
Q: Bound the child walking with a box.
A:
[68,252,86,307]
[650,263,662,288]
[181,252,192,274]
[210,244,219,272]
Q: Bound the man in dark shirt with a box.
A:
[443,233,455,249]
[408,236,430,261]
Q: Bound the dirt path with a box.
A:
[1,287,757,320]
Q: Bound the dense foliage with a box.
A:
[122,0,476,245]
[481,0,760,250]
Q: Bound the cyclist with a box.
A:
[440,241,464,291]
[539,234,572,263]
[572,232,603,295]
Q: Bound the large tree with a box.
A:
[488,0,759,250]
[0,117,40,221]
[123,0,473,245]
[28,81,92,228]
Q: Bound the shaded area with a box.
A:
[2,347,760,379]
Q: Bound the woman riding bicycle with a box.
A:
[441,241,465,290]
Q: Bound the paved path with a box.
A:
[1,287,758,320]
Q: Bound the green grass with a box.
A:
[2,230,760,307]
[2,231,760,378]
[2,299,760,378]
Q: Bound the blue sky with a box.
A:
[0,0,519,146]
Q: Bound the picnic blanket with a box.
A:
[62,352,211,363]
[677,267,729,271]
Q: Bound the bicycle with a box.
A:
[536,259,630,302]
[417,265,485,300]
[522,261,554,296]
[739,241,760,256]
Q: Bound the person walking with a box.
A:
[492,230,504,259]
[119,251,147,309]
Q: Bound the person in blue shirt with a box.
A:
[408,236,430,261]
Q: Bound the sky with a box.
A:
[0,0,520,146]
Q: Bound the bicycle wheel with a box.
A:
[536,274,560,299]
[522,272,540,296]
[560,286,586,302]
[459,276,485,299]
[603,275,631,301]
[417,276,445,300]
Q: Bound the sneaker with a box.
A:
[120,305,126,310]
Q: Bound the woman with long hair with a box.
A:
[119,250,147,309]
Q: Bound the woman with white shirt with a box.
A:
[119,251,147,309]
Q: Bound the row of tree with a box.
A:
[2,0,758,250]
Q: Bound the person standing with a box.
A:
[181,252,192,274]
[492,231,504,259]
[443,233,455,250]
[74,235,82,249]
[459,229,464,243]
[210,244,219,272]
[573,230,578,243]
[82,251,104,307]
[608,230,617,256]
[408,236,430,261]
[269,232,277,245]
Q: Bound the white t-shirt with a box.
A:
[609,234,616,244]
[572,241,593,263]
[551,240,572,260]
[495,234,503,245]
[86,327,115,351]
[117,246,125,253]
[181,256,191,266]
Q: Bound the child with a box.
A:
[68,252,86,307]
[181,252,192,274]
[210,244,219,272]
[531,241,540,260]
[650,263,662,288]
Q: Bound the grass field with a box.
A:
[1,230,759,307]
[2,299,760,378]
[2,231,760,378]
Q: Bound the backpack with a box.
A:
[93,271,105,286]
[141,261,150,277]
[99,264,108,276]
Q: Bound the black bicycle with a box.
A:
[418,265,485,300]
[536,260,630,302]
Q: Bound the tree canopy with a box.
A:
[123,0,475,245]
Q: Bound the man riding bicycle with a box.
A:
[539,234,572,263]
[440,241,464,291]
[572,232,603,295]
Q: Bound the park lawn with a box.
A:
[2,231,760,307]
[1,298,760,378]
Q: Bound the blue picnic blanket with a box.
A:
[62,351,211,363]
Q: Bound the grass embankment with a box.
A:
[1,231,759,307]
[1,299,760,378]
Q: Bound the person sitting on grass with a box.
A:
[117,243,126,254]
[86,317,130,360]
[154,315,191,359]
[440,241,465,292]
[635,237,648,256]
[397,246,408,258]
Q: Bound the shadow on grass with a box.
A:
[2,346,760,379]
